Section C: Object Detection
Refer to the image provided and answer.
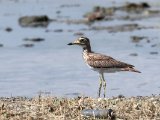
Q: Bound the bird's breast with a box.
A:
[82,51,90,63]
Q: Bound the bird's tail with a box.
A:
[122,67,141,73]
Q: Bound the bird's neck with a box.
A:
[83,45,92,53]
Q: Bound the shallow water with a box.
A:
[0,0,160,97]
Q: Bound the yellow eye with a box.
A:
[80,39,85,42]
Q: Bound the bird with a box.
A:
[68,37,141,98]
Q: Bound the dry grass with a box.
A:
[0,95,159,120]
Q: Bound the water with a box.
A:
[0,0,160,97]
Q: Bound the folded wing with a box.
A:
[86,53,134,68]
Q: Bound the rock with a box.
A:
[151,44,157,47]
[83,2,152,23]
[73,32,84,36]
[91,24,140,32]
[150,52,158,55]
[60,4,80,8]
[84,6,106,22]
[131,36,147,43]
[45,29,63,32]
[146,39,150,43]
[56,10,61,14]
[54,29,63,32]
[21,43,34,47]
[5,27,12,32]
[130,53,138,56]
[0,44,3,47]
[81,109,115,119]
[122,2,150,12]
[19,15,51,27]
[23,38,45,42]
[118,94,125,98]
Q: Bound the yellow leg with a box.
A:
[98,74,103,97]
[102,73,106,98]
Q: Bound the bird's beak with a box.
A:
[67,39,80,45]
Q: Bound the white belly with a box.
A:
[86,64,122,73]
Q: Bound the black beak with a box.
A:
[68,40,80,45]
[67,43,73,45]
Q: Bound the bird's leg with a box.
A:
[102,73,106,98]
[98,73,103,97]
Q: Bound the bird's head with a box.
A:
[68,37,90,48]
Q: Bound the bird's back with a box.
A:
[82,51,140,73]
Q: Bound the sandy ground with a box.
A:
[0,95,159,120]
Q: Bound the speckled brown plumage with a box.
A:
[68,37,141,97]
[83,52,134,68]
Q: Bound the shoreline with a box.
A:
[0,95,159,119]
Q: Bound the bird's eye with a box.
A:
[80,39,85,42]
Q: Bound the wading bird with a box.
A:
[68,37,141,97]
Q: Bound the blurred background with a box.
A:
[0,0,160,97]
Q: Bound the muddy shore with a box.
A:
[0,95,159,120]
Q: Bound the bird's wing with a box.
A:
[86,52,134,68]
